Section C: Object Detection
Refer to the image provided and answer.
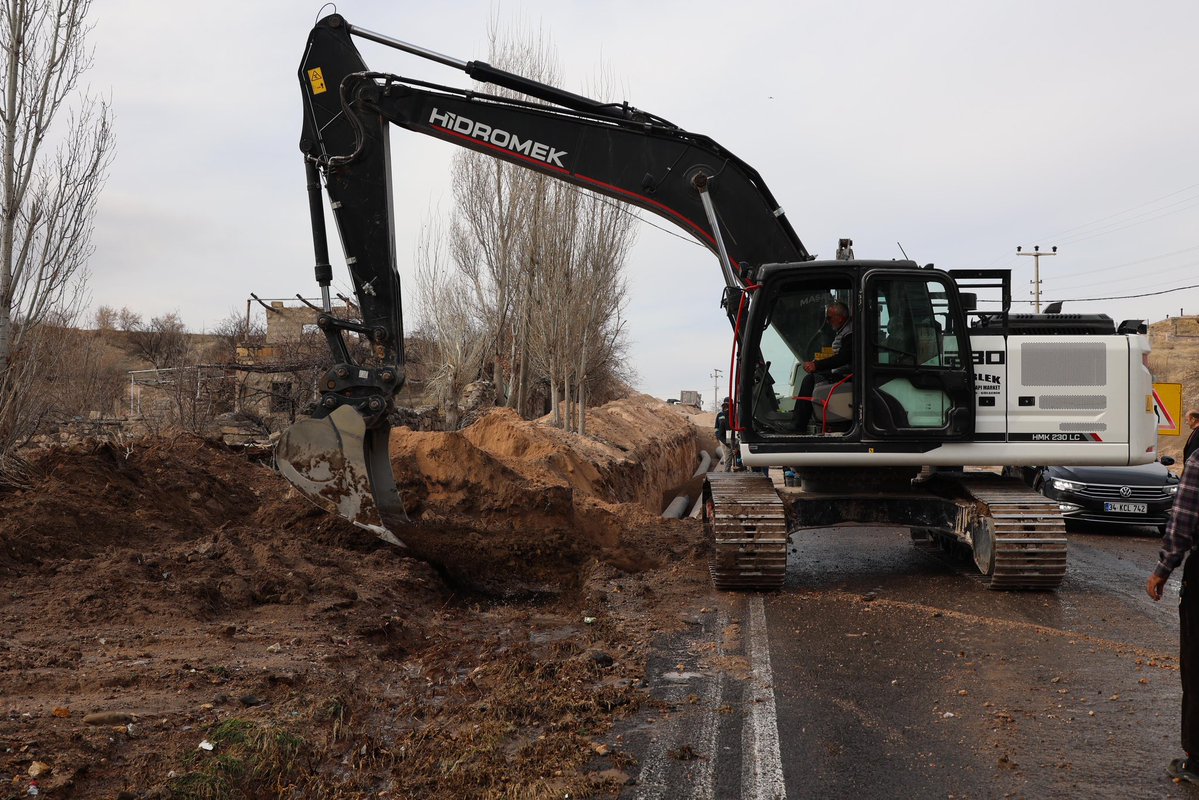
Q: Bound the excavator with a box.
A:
[280,14,1159,591]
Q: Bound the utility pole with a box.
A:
[1017,245,1057,313]
[710,368,723,411]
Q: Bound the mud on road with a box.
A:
[774,525,1187,798]
[0,396,717,799]
[621,524,1189,799]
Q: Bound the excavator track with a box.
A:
[952,475,1068,590]
[704,472,789,591]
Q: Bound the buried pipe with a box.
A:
[661,450,714,519]
[661,495,692,519]
[687,448,717,518]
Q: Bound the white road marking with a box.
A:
[633,611,725,800]
[630,703,673,798]
[694,607,727,800]
[633,597,786,799]
[743,594,787,800]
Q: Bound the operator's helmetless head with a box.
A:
[1188,409,1199,428]
[826,302,850,328]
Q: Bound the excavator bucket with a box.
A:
[276,405,408,546]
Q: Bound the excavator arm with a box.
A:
[280,14,809,538]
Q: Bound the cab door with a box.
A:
[861,271,974,440]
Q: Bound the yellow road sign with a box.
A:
[1154,382,1183,436]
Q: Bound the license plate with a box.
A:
[1104,502,1148,514]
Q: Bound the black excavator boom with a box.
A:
[280,13,810,539]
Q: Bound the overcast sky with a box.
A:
[85,1,1199,405]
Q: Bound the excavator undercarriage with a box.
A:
[704,468,1068,591]
[704,472,790,591]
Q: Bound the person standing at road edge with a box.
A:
[1184,409,1199,466]
[715,398,730,466]
[1147,448,1199,783]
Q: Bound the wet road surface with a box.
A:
[622,523,1191,799]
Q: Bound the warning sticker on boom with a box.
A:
[308,67,327,95]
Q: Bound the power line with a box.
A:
[1027,181,1199,244]
[977,280,1199,304]
[979,181,1199,266]
[561,183,706,249]
[1048,260,1199,292]
[1050,194,1199,247]
[1051,244,1199,281]
[1060,282,1199,302]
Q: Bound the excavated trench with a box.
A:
[379,399,709,597]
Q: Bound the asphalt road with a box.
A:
[621,523,1192,799]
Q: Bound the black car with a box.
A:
[1010,459,1180,533]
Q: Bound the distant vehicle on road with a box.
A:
[1008,459,1179,533]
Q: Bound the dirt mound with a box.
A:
[458,395,705,509]
[383,397,706,594]
[0,396,713,798]
[0,436,446,648]
[0,437,263,572]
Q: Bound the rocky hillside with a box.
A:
[1149,315,1199,463]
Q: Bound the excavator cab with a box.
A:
[861,270,974,438]
[740,262,975,449]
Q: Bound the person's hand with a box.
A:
[803,361,816,374]
[1147,573,1167,601]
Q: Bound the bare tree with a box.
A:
[128,312,189,369]
[0,0,112,474]
[524,180,635,433]
[53,324,126,418]
[415,216,488,430]
[247,328,337,427]
[210,307,265,350]
[569,190,636,434]
[189,308,268,428]
[92,303,115,329]
[427,18,634,430]
[448,15,561,412]
[116,306,140,332]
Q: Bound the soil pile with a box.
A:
[0,396,714,798]
[385,395,707,595]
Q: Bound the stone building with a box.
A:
[235,300,424,423]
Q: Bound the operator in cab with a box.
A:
[793,301,853,433]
